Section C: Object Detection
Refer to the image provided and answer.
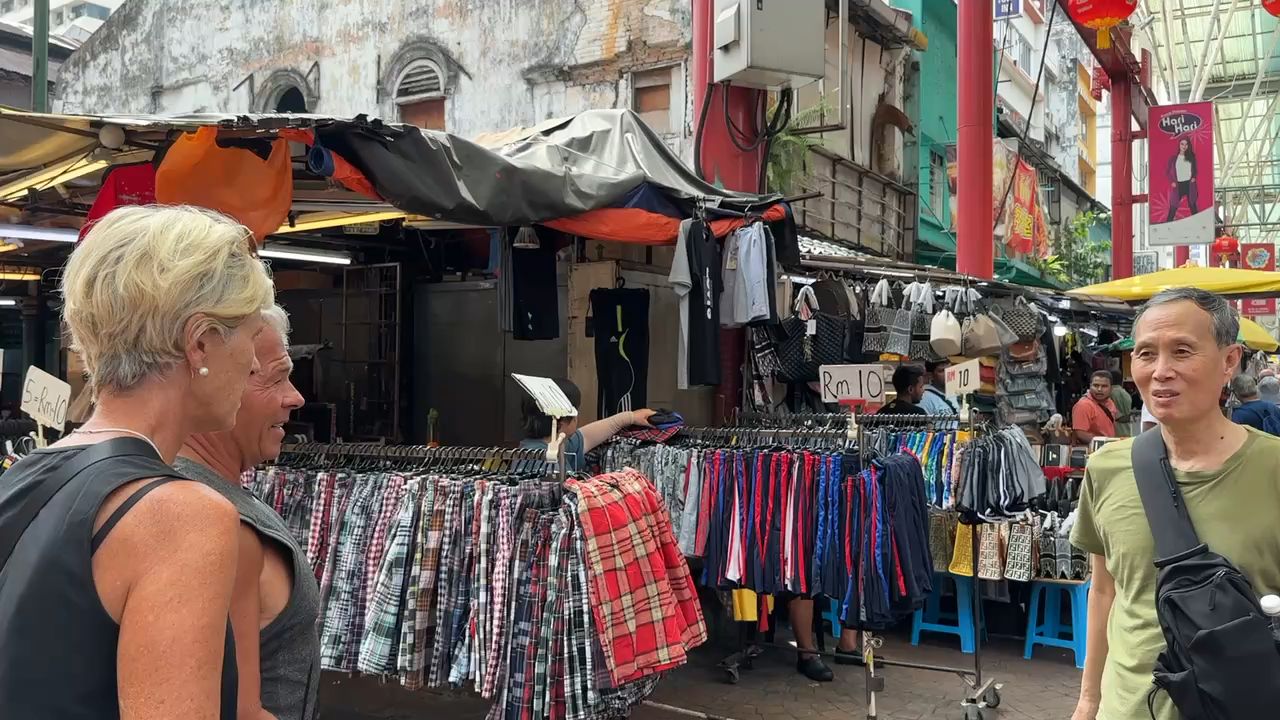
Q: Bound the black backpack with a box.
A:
[1132,430,1280,719]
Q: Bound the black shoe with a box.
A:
[835,647,864,666]
[796,654,834,682]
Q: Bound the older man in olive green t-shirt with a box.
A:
[1069,288,1280,720]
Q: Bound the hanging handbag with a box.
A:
[1003,521,1034,582]
[777,285,846,382]
[930,510,957,572]
[909,282,944,361]
[960,291,1002,357]
[930,291,963,358]
[1006,337,1042,363]
[977,523,1006,581]
[1038,513,1058,579]
[885,283,917,357]
[949,522,975,577]
[995,296,1043,341]
[862,279,893,354]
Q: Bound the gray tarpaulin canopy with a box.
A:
[0,107,781,229]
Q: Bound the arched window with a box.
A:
[275,86,308,113]
[394,58,447,130]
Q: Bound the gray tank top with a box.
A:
[174,458,321,720]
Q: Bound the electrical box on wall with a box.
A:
[713,0,826,89]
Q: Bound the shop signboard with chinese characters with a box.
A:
[1241,243,1276,317]
[1149,102,1215,246]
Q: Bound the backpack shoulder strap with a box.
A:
[0,438,169,572]
[1130,429,1208,567]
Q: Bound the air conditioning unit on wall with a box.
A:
[712,0,826,89]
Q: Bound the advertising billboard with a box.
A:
[1149,102,1215,247]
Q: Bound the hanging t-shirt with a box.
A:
[510,227,559,341]
[719,224,769,327]
[686,218,723,386]
[669,219,694,390]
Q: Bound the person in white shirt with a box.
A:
[921,360,960,417]
[1140,402,1158,432]
[1164,138,1199,222]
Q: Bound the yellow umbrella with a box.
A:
[1238,317,1279,352]
[1068,266,1280,301]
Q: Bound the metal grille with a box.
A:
[341,263,401,442]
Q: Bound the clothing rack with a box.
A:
[277,442,563,475]
[854,412,1001,720]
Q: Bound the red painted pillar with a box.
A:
[692,0,766,191]
[956,0,994,279]
[692,0,763,423]
[1111,73,1134,279]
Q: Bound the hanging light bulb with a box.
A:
[1054,322,1069,337]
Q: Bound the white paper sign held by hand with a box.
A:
[22,366,71,432]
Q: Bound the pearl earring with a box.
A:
[198,367,210,377]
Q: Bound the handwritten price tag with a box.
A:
[21,366,70,432]
[945,358,982,397]
[819,364,887,405]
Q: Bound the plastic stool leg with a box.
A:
[1071,583,1090,669]
[1024,583,1042,660]
[955,576,976,654]
[911,608,924,646]
[1044,589,1062,638]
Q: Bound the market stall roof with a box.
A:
[1106,317,1279,353]
[0,107,779,232]
[1068,266,1280,301]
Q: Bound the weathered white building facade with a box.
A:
[55,0,695,152]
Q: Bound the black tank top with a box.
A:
[0,439,238,719]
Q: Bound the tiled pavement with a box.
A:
[321,629,1082,720]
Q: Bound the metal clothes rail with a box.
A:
[854,412,1001,720]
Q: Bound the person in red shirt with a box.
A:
[1072,370,1119,444]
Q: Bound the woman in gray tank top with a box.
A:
[176,306,322,720]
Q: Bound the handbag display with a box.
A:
[996,296,1043,341]
[777,285,846,382]
[962,310,1002,357]
[886,286,916,357]
[930,294,963,357]
[949,522,975,577]
[929,511,957,573]
[862,279,893,354]
[977,523,1006,581]
[1004,521,1034,582]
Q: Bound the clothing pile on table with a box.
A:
[243,464,706,720]
[603,440,935,630]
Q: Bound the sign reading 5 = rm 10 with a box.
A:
[818,364,887,405]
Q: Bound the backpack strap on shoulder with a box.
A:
[1130,429,1208,567]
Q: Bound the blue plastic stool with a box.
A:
[1024,578,1090,669]
[822,601,842,639]
[911,572,981,654]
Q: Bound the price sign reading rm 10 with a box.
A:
[818,364,886,405]
[945,358,982,397]
[22,366,71,432]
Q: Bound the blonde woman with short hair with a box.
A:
[0,205,275,720]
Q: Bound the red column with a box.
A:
[692,0,765,191]
[956,0,994,279]
[1111,73,1134,279]
[692,0,762,423]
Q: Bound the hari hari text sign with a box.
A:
[819,364,886,405]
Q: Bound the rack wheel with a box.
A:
[963,706,983,720]
[983,688,1001,708]
[723,666,740,684]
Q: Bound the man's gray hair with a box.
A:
[1230,373,1259,399]
[262,304,290,346]
[1134,287,1239,348]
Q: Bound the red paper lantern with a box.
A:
[1266,0,1280,19]
[1067,0,1138,49]
[1212,234,1240,266]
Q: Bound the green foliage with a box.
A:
[765,97,833,194]
[1034,210,1112,287]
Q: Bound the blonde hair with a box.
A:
[62,205,275,396]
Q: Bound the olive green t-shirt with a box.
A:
[1071,428,1280,720]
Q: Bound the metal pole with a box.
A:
[1111,73,1134,279]
[956,0,994,279]
[31,0,50,112]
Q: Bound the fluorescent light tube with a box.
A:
[259,247,352,266]
[0,224,77,243]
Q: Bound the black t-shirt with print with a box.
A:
[686,219,722,386]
